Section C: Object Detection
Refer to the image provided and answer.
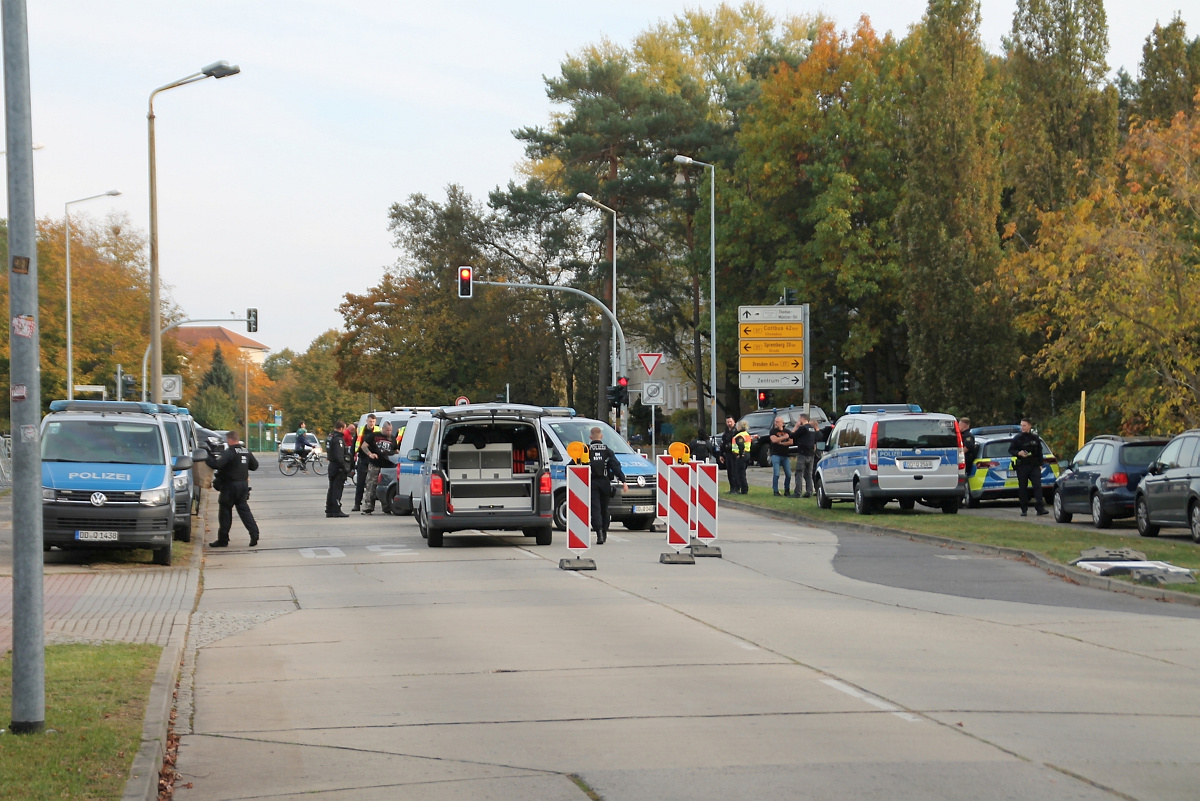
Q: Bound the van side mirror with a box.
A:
[408,449,424,462]
[815,442,826,452]
[191,448,208,462]
[173,455,194,471]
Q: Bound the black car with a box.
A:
[1135,429,1200,541]
[1054,435,1167,528]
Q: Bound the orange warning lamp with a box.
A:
[668,441,691,464]
[567,441,588,463]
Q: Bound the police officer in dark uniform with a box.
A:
[326,421,349,518]
[587,426,627,545]
[1008,418,1048,517]
[205,430,261,547]
[719,416,737,491]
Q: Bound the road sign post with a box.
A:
[560,464,596,571]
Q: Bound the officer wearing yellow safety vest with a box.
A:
[727,420,751,495]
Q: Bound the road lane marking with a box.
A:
[298,547,345,559]
[934,555,974,560]
[770,533,802,541]
[820,679,921,723]
[366,544,416,556]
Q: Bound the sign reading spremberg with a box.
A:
[738,305,809,391]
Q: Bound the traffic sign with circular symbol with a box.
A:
[455,396,470,406]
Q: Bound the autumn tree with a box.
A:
[1001,100,1200,430]
[1003,0,1117,242]
[897,0,1013,418]
[1133,15,1200,124]
[278,330,367,433]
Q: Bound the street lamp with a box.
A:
[576,192,619,390]
[674,154,718,438]
[148,60,240,403]
[65,189,121,399]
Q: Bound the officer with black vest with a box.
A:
[1008,418,1048,517]
[325,421,349,518]
[587,426,627,545]
[205,429,261,547]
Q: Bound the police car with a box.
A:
[814,404,965,514]
[41,400,203,565]
[965,425,1060,507]
[154,403,199,542]
[541,415,658,531]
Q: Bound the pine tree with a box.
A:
[200,346,236,396]
[1135,15,1200,123]
[897,0,1012,418]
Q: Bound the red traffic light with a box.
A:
[457,266,473,298]
[757,391,766,401]
[617,376,628,387]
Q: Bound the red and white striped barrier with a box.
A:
[656,455,674,520]
[667,463,691,551]
[694,463,718,542]
[689,462,699,534]
[565,465,591,554]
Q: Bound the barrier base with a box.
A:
[690,539,722,558]
[559,557,597,571]
[660,551,696,565]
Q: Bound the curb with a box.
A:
[720,498,1200,608]
[122,498,207,801]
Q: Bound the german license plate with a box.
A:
[905,460,934,470]
[632,505,655,514]
[1006,470,1017,478]
[76,530,119,541]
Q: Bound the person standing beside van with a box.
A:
[959,417,978,476]
[1009,418,1048,517]
[769,417,794,496]
[587,426,627,545]
[352,414,377,511]
[791,414,818,498]
[206,430,261,547]
[361,421,395,515]
[325,421,349,518]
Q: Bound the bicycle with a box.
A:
[279,451,328,476]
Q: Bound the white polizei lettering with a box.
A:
[821,679,921,723]
[68,471,133,481]
[298,547,345,559]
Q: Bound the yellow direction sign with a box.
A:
[740,355,804,372]
[740,339,804,355]
[739,322,804,339]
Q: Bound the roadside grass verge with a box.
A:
[0,643,161,800]
[731,486,1200,594]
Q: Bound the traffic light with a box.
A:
[121,374,137,399]
[757,390,773,409]
[457,265,473,298]
[840,372,860,393]
[606,385,621,409]
[617,376,629,405]
[784,288,797,305]
[247,307,258,333]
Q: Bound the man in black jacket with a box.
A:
[719,416,737,492]
[1008,418,1048,517]
[587,426,627,545]
[362,421,395,514]
[790,414,818,498]
[205,430,261,547]
[326,421,349,518]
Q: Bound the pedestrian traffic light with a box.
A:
[757,390,773,409]
[457,265,473,298]
[247,307,258,333]
[617,376,629,405]
[606,385,621,409]
[121,374,137,399]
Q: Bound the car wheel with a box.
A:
[623,516,655,531]
[427,525,443,548]
[940,500,959,515]
[1090,493,1112,529]
[416,506,429,539]
[853,481,871,515]
[816,479,832,509]
[534,526,553,546]
[898,499,916,511]
[1190,502,1200,544]
[1136,496,1159,538]
[152,544,173,566]
[966,492,981,508]
[174,514,192,542]
[553,490,568,531]
[1053,491,1072,524]
[757,443,771,468]
[384,485,397,515]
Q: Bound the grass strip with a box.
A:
[729,486,1200,594]
[0,642,162,800]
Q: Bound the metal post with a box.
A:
[147,98,161,404]
[802,303,811,414]
[244,360,249,448]
[65,207,72,399]
[4,0,45,734]
[708,163,717,442]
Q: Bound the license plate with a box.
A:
[905,461,934,470]
[76,530,119,541]
[632,505,655,514]
[1006,470,1017,478]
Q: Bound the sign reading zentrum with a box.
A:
[738,305,810,390]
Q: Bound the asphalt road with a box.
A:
[168,461,1199,800]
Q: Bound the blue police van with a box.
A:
[40,400,201,565]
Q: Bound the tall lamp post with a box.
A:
[148,60,240,403]
[674,154,718,438]
[65,190,121,399]
[576,193,619,398]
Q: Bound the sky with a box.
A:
[12,0,1194,354]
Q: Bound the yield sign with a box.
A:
[638,352,663,377]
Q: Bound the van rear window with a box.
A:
[876,420,958,449]
[42,420,165,465]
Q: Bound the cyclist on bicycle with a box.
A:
[294,422,310,471]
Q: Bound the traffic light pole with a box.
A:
[141,316,245,401]
[475,280,629,437]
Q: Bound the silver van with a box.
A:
[815,407,965,514]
